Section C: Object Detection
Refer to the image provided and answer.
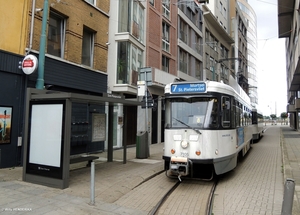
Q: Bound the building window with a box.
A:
[47,11,65,58]
[132,1,144,41]
[195,60,201,80]
[131,45,143,74]
[186,1,198,25]
[149,0,154,6]
[179,19,187,43]
[119,0,144,43]
[162,22,170,52]
[117,41,143,84]
[162,0,170,19]
[81,28,94,67]
[205,30,209,42]
[162,55,169,73]
[220,44,224,57]
[195,34,202,54]
[117,42,128,84]
[179,49,187,74]
[205,54,209,69]
[86,0,96,5]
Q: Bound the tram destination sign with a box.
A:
[171,83,207,93]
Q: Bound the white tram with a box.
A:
[163,81,255,180]
[251,108,265,142]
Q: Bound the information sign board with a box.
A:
[171,83,207,93]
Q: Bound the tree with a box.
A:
[270,114,277,120]
[281,112,288,125]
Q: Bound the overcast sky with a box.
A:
[247,0,287,116]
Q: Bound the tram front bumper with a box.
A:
[169,156,189,177]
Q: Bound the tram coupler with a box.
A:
[169,156,189,180]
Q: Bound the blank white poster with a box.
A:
[29,104,63,167]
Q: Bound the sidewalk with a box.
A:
[0,143,165,214]
[281,126,300,214]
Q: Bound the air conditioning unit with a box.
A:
[295,98,300,109]
[287,104,296,112]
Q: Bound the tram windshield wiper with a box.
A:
[172,117,201,134]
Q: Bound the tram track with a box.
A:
[114,171,218,215]
[149,177,218,215]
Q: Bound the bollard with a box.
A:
[281,178,295,215]
[90,161,95,205]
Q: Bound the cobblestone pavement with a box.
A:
[213,126,284,215]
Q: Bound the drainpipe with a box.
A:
[36,0,49,89]
[27,0,36,55]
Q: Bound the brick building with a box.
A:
[0,0,110,168]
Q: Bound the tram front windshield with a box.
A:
[166,97,218,129]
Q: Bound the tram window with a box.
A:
[243,112,248,125]
[252,111,258,124]
[169,98,212,128]
[235,101,241,127]
[248,113,252,124]
[222,96,230,128]
[208,98,218,128]
[231,98,236,128]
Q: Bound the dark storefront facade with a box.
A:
[0,50,108,168]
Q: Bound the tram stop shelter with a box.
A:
[22,88,142,189]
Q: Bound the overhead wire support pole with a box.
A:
[36,0,49,89]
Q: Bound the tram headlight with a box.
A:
[181,140,188,149]
[215,149,219,155]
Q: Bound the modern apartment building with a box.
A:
[204,0,251,92]
[177,1,204,81]
[202,1,235,84]
[278,0,300,130]
[0,0,110,167]
[229,0,249,94]
[237,0,258,107]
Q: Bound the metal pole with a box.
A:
[281,178,295,215]
[108,105,114,162]
[90,161,95,205]
[145,72,150,157]
[36,0,49,89]
[123,106,127,164]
